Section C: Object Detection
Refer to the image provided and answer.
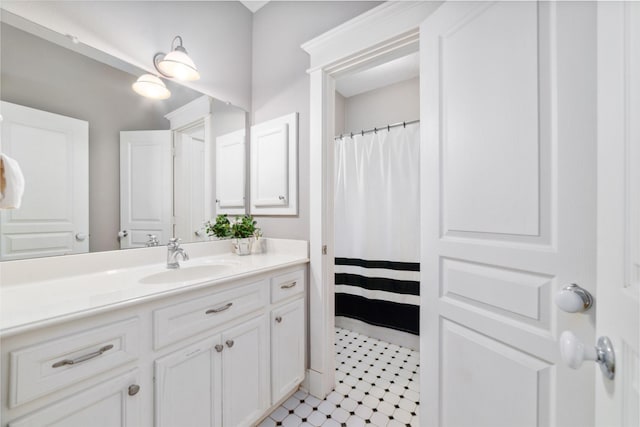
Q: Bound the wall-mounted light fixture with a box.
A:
[154,36,200,81]
[133,35,200,100]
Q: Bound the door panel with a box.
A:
[119,130,172,248]
[0,101,88,260]
[215,129,246,215]
[421,2,596,426]
[596,2,640,425]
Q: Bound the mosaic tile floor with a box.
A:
[260,327,420,427]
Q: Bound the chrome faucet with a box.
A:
[167,238,189,269]
[145,234,159,247]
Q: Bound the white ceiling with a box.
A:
[239,1,270,13]
[335,51,420,98]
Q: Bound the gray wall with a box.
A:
[251,1,381,240]
[342,77,420,133]
[1,23,201,252]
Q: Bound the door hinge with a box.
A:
[322,245,327,255]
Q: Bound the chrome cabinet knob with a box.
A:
[275,316,283,323]
[75,233,88,241]
[215,344,224,353]
[128,384,140,396]
[226,340,234,348]
[556,284,593,313]
[559,331,615,379]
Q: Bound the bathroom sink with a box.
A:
[139,264,232,285]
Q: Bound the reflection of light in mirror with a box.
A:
[132,74,171,100]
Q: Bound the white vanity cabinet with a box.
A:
[1,262,307,427]
[154,315,269,427]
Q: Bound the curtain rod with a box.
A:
[333,119,420,140]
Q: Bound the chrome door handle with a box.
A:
[52,344,114,368]
[556,284,593,312]
[560,331,615,379]
[226,340,234,348]
[206,302,232,314]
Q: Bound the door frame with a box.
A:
[301,1,442,398]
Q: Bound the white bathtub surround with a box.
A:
[0,238,308,336]
[261,328,420,427]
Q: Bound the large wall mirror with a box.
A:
[0,11,247,261]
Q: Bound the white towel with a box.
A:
[0,153,25,209]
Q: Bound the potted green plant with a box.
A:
[205,214,261,255]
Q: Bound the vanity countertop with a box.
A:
[0,239,309,337]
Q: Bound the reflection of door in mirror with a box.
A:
[119,130,172,249]
[0,101,88,260]
[174,123,210,242]
[216,129,246,215]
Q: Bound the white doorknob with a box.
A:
[559,331,615,379]
[555,284,593,312]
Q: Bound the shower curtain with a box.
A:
[334,123,420,338]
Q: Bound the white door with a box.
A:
[8,370,140,427]
[174,128,208,241]
[421,2,596,426]
[215,129,246,215]
[155,337,222,427]
[271,298,305,404]
[119,130,172,249]
[0,101,88,260]
[221,315,269,427]
[596,2,640,425]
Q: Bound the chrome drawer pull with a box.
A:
[52,344,114,368]
[281,281,297,289]
[205,302,233,315]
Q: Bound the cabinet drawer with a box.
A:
[9,318,140,408]
[153,280,267,349]
[270,269,304,304]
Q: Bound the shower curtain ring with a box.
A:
[350,132,353,138]
[361,130,364,136]
[403,121,406,128]
[387,124,390,132]
[374,127,377,134]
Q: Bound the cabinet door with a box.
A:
[155,337,222,427]
[250,113,298,215]
[9,370,140,427]
[221,315,269,427]
[271,298,305,403]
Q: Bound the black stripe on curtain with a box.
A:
[335,273,419,296]
[335,257,420,271]
[335,293,419,335]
